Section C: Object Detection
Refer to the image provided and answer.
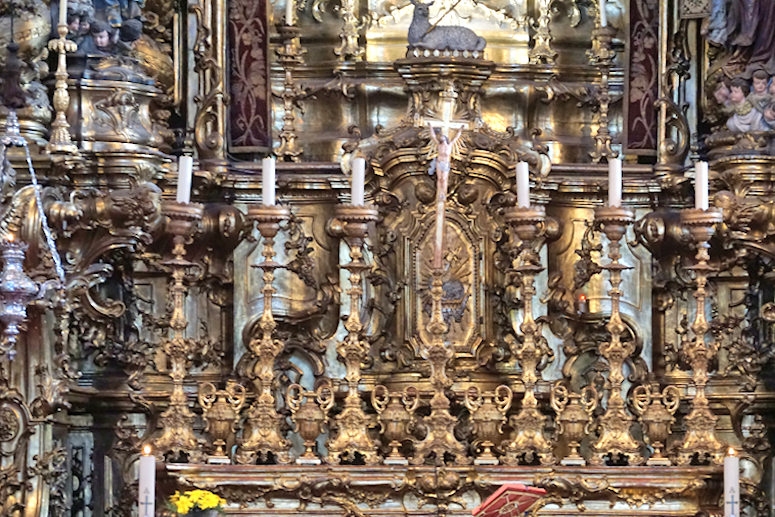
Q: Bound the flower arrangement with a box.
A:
[169,489,226,515]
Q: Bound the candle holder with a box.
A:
[589,205,644,466]
[333,0,365,61]
[326,204,380,465]
[154,201,205,463]
[551,382,598,466]
[588,25,618,164]
[500,205,556,466]
[46,13,79,155]
[275,24,306,162]
[465,385,512,465]
[588,23,617,66]
[288,381,334,464]
[236,204,292,464]
[675,208,725,465]
[632,384,680,466]
[372,385,419,465]
[411,265,468,465]
[528,0,557,64]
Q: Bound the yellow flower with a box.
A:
[169,489,225,515]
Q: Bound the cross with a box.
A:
[428,86,463,138]
[140,488,154,517]
[428,119,465,139]
[726,494,738,515]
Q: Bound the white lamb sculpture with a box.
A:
[407,0,486,52]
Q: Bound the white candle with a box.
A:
[516,161,530,208]
[351,157,365,206]
[695,161,709,210]
[262,156,276,206]
[724,448,740,517]
[608,157,622,207]
[59,0,68,27]
[137,445,155,517]
[176,155,193,204]
[599,0,607,27]
[286,0,294,25]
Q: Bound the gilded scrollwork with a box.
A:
[533,473,618,510]
[29,446,70,516]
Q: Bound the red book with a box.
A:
[472,483,546,517]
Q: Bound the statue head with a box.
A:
[119,18,143,43]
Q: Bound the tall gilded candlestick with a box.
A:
[235,204,292,464]
[325,203,380,465]
[411,203,468,466]
[47,0,78,154]
[675,206,725,465]
[154,201,205,463]
[528,0,557,64]
[275,25,306,162]
[501,204,556,466]
[588,8,617,164]
[589,204,644,465]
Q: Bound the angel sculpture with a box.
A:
[428,125,463,269]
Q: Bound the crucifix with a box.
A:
[427,86,465,270]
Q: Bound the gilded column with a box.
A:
[190,0,228,172]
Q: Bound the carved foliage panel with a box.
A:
[228,0,271,151]
[625,0,659,154]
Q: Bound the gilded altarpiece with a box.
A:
[3,0,775,514]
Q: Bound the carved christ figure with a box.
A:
[429,125,463,269]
